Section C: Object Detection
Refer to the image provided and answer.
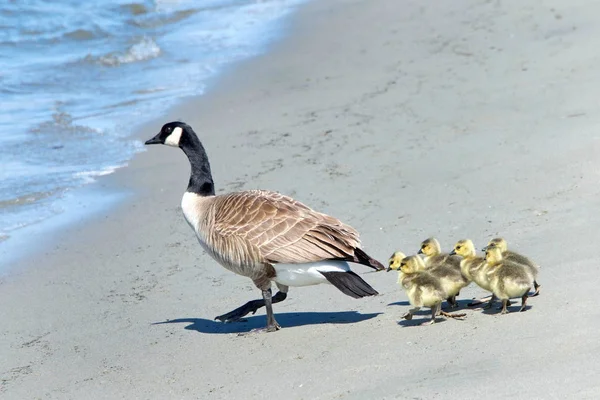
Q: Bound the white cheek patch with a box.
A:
[165,126,183,147]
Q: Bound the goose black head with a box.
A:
[145,121,190,148]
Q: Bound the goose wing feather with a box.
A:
[210,190,361,264]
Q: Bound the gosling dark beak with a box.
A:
[481,246,488,252]
[417,249,423,255]
[386,266,392,272]
[449,250,456,256]
[145,133,162,145]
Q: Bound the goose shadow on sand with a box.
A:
[153,311,381,334]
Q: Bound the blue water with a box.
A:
[0,0,304,261]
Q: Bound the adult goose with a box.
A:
[145,121,384,332]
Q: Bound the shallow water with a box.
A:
[0,0,304,256]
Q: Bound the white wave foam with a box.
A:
[74,164,126,184]
[98,37,161,66]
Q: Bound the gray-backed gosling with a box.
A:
[483,237,541,296]
[485,246,534,314]
[389,253,466,325]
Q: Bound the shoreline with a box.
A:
[3,0,600,398]
[0,0,306,275]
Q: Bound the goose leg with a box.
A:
[262,288,281,332]
[214,287,288,323]
[531,280,541,297]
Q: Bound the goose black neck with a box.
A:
[180,131,215,196]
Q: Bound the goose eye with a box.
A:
[166,127,172,134]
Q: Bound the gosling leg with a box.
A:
[402,307,420,320]
[531,280,541,297]
[519,292,529,312]
[500,299,509,314]
[421,304,440,326]
[483,294,497,310]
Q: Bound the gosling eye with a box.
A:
[456,246,462,250]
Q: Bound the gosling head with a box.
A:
[145,121,193,148]
[482,237,508,252]
[450,239,477,258]
[399,255,426,274]
[485,246,504,264]
[418,237,441,257]
[387,251,407,272]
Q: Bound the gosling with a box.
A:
[419,237,468,308]
[484,237,541,296]
[485,247,534,314]
[450,239,496,308]
[389,253,466,325]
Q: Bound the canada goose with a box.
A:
[484,247,534,314]
[450,239,495,308]
[418,238,466,308]
[145,121,384,332]
[389,253,466,325]
[483,237,541,296]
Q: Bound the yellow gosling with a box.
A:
[484,237,541,296]
[393,254,466,326]
[485,247,534,314]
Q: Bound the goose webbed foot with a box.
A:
[531,281,541,297]
[214,299,265,323]
[215,290,287,323]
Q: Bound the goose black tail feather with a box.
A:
[319,270,379,299]
[353,248,386,271]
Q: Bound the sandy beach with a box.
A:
[3,0,600,398]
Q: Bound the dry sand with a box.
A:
[2,0,600,398]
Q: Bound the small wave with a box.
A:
[89,37,161,67]
[73,164,126,184]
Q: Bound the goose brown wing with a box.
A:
[211,190,362,264]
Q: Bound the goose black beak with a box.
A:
[449,250,456,256]
[417,249,423,255]
[386,266,392,272]
[481,246,488,252]
[145,133,162,145]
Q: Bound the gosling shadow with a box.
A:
[397,316,448,327]
[153,311,381,334]
[481,304,532,315]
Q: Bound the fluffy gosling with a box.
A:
[485,247,534,314]
[419,238,468,308]
[450,239,495,308]
[484,237,541,296]
[389,253,466,325]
